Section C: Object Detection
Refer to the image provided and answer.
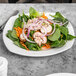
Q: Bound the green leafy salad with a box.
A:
[6,7,76,51]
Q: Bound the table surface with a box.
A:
[0,3,76,76]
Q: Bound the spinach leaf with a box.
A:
[61,34,66,40]
[51,40,59,47]
[14,40,25,49]
[29,16,34,19]
[50,12,65,22]
[21,22,24,28]
[59,26,68,38]
[51,39,66,48]
[67,34,76,40]
[63,19,69,27]
[11,29,18,39]
[19,14,23,22]
[48,28,60,41]
[50,12,69,26]
[13,14,28,28]
[6,30,17,41]
[30,30,35,36]
[13,18,22,28]
[28,36,34,41]
[14,40,21,47]
[23,12,29,22]
[25,41,41,51]
[29,7,41,17]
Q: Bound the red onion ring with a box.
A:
[47,19,54,24]
[22,19,35,43]
[41,26,47,36]
[27,26,31,37]
[46,23,56,36]
[47,19,69,26]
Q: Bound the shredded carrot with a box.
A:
[20,41,29,51]
[49,22,53,24]
[41,12,48,19]
[42,43,51,50]
[14,27,22,37]
[30,37,34,40]
[35,30,40,32]
[45,44,50,48]
[61,34,63,38]
[25,31,26,34]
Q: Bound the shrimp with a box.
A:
[27,18,38,24]
[20,34,26,42]
[40,20,52,34]
[27,18,41,31]
[41,25,52,34]
[33,32,47,46]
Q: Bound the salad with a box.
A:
[6,7,76,51]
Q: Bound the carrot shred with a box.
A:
[30,37,34,40]
[14,27,22,37]
[41,12,48,19]
[61,34,63,38]
[49,22,53,24]
[42,43,51,49]
[20,41,29,51]
[45,44,50,48]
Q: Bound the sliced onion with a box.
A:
[23,18,28,28]
[45,20,68,36]
[61,21,69,26]
[46,23,56,36]
[34,19,39,23]
[47,19,54,24]
[22,21,35,43]
[55,21,69,26]
[47,19,69,26]
[27,26,31,37]
[41,26,47,36]
[39,18,42,20]
[23,18,26,25]
[56,22,63,25]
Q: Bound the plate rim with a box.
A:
[46,73,76,76]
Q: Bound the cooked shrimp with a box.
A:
[27,19,33,23]
[27,18,38,24]
[34,37,42,46]
[27,18,41,31]
[20,34,26,42]
[40,20,52,34]
[33,32,47,46]
[41,25,52,34]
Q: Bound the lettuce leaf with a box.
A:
[6,30,18,41]
[11,29,18,39]
[13,18,22,28]
[50,12,69,26]
[48,28,60,41]
[67,34,76,40]
[51,39,66,48]
[59,26,68,39]
[14,40,25,49]
[25,41,41,51]
[29,7,41,17]
[23,12,29,22]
